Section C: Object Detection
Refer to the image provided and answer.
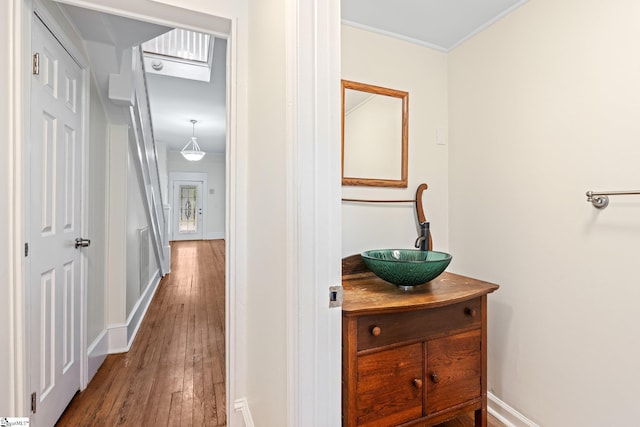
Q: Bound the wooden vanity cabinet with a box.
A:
[342,266,498,427]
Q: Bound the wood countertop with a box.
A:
[342,255,499,315]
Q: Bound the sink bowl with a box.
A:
[361,249,452,288]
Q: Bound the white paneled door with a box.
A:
[28,15,85,426]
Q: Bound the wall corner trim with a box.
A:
[106,272,161,354]
[87,330,109,383]
[488,392,540,427]
[233,398,255,427]
[106,323,128,354]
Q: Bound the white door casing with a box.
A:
[172,179,204,241]
[28,15,84,425]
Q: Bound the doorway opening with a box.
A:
[23,0,235,425]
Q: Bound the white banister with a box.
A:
[126,46,170,276]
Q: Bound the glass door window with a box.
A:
[172,179,204,241]
[179,185,198,233]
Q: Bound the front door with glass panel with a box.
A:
[172,180,204,240]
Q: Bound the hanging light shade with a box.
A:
[180,119,206,161]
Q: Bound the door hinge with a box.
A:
[25,243,29,257]
[329,285,343,308]
[33,52,39,75]
[31,392,37,414]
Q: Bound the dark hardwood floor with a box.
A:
[57,240,226,426]
[435,412,504,427]
[56,239,503,427]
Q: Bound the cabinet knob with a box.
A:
[430,373,441,384]
[464,307,477,317]
[371,326,382,337]
[412,378,423,389]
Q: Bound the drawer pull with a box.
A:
[430,373,441,384]
[464,307,477,317]
[371,326,382,337]
[412,378,423,389]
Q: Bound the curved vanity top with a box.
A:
[342,255,499,315]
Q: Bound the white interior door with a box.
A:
[172,180,204,241]
[28,15,85,426]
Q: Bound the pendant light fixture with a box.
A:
[180,119,206,161]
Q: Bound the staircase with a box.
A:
[109,46,171,276]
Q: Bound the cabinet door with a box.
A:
[356,342,424,426]
[427,329,481,414]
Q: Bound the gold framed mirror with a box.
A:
[341,80,409,187]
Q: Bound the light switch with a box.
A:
[209,189,215,195]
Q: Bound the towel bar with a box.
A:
[586,190,640,209]
[342,183,429,223]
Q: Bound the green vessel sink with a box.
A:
[361,249,452,289]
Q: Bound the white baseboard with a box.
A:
[87,330,108,382]
[107,271,161,354]
[234,398,255,427]
[206,231,225,240]
[488,392,539,427]
[163,244,171,274]
[126,270,161,344]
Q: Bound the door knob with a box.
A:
[75,238,91,249]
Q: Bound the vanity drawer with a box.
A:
[356,298,481,351]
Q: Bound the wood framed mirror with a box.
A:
[341,80,409,187]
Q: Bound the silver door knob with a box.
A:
[75,238,91,249]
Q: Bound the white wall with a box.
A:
[0,0,14,416]
[107,125,128,326]
[156,142,168,205]
[167,151,226,239]
[341,25,449,256]
[106,123,161,342]
[448,1,640,425]
[126,136,158,317]
[245,0,287,424]
[87,76,109,345]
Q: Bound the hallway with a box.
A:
[57,240,226,426]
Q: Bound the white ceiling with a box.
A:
[342,0,528,51]
[145,39,227,154]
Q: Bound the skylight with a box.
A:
[142,28,214,82]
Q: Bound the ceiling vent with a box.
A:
[142,28,214,82]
